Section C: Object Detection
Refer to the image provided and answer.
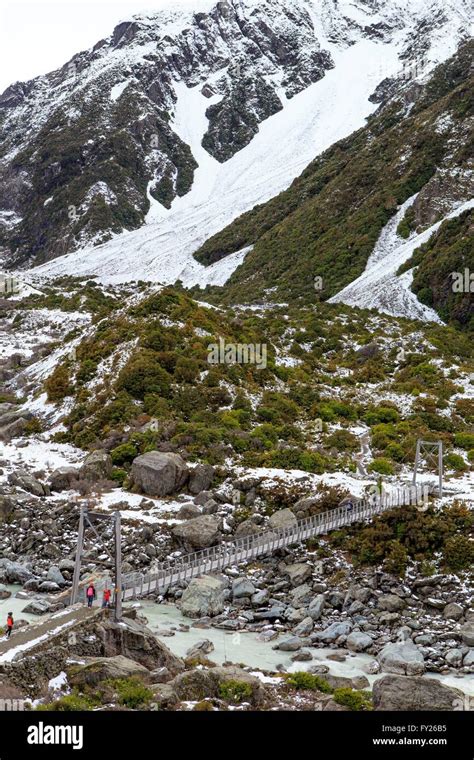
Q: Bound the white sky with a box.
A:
[0,0,210,93]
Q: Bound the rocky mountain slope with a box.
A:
[0,0,470,275]
[193,40,473,328]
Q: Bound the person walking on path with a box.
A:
[102,588,111,608]
[5,612,13,639]
[86,582,96,608]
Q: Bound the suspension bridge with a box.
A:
[0,482,429,660]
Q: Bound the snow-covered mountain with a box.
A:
[0,0,470,282]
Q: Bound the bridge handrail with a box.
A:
[118,483,427,598]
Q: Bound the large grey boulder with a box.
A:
[97,618,184,674]
[372,675,464,711]
[49,466,79,492]
[346,631,373,652]
[68,655,150,688]
[171,665,266,706]
[180,575,228,618]
[308,594,326,621]
[46,566,66,586]
[80,450,112,482]
[280,562,312,587]
[8,470,48,497]
[0,417,28,442]
[377,594,406,612]
[378,640,425,676]
[274,635,303,651]
[22,598,51,615]
[131,451,188,497]
[177,503,201,520]
[313,621,352,644]
[0,559,33,584]
[172,515,221,551]
[232,577,256,599]
[460,622,474,647]
[268,508,297,530]
[188,464,215,494]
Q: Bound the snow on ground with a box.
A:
[0,438,84,483]
[330,198,474,321]
[31,40,401,287]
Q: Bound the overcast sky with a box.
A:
[0,0,208,93]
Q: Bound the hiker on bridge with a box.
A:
[5,612,13,639]
[102,588,112,608]
[86,582,96,608]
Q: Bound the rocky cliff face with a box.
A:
[0,0,470,267]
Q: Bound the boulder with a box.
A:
[46,566,66,586]
[445,648,463,667]
[280,563,312,587]
[346,631,373,653]
[372,675,464,711]
[180,575,228,618]
[188,464,215,494]
[8,470,48,497]
[96,618,184,674]
[171,665,266,706]
[22,598,51,615]
[172,515,221,551]
[463,650,474,668]
[308,594,326,621]
[378,641,425,676]
[293,616,314,637]
[232,577,256,599]
[274,635,303,651]
[321,674,370,691]
[68,655,150,688]
[202,499,219,515]
[80,450,112,481]
[443,602,464,620]
[313,621,352,644]
[177,503,201,520]
[234,519,262,538]
[49,467,79,492]
[149,683,179,708]
[131,451,188,497]
[268,508,297,530]
[0,417,28,442]
[460,623,474,647]
[0,559,33,584]
[185,639,215,659]
[0,584,11,600]
[377,594,406,612]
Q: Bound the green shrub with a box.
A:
[369,458,394,475]
[45,364,74,402]
[111,442,138,466]
[36,691,98,711]
[112,677,153,709]
[444,453,467,472]
[333,688,372,711]
[110,468,127,485]
[454,433,474,450]
[443,535,474,572]
[218,680,253,704]
[285,671,332,693]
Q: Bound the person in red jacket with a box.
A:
[102,588,112,608]
[86,582,96,608]
[6,612,13,639]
